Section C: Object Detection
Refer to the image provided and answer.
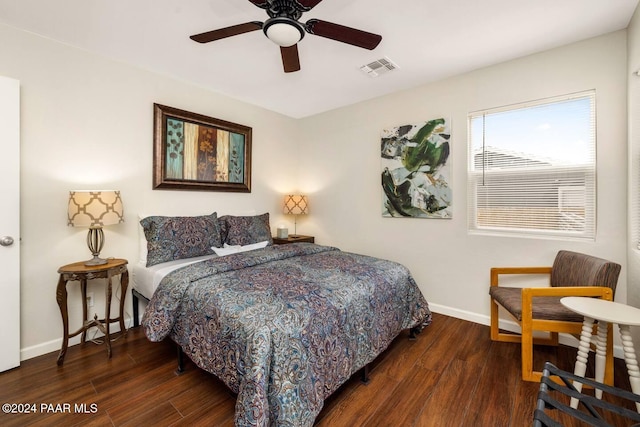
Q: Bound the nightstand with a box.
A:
[55,258,129,365]
[272,235,315,245]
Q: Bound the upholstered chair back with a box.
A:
[550,250,621,294]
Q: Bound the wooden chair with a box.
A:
[489,250,621,382]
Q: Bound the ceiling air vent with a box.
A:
[359,57,399,77]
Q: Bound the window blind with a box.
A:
[467,91,596,240]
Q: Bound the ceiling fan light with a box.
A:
[263,18,304,47]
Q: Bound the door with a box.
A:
[0,76,20,372]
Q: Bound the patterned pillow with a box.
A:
[220,213,273,246]
[140,213,221,267]
[218,215,229,245]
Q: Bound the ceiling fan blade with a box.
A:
[305,19,382,50]
[190,21,263,43]
[247,0,269,9]
[281,45,301,73]
[294,0,325,11]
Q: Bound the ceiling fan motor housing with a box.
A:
[265,0,305,20]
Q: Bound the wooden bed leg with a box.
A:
[131,289,150,328]
[409,327,419,340]
[361,364,370,384]
[176,345,185,375]
[132,291,139,328]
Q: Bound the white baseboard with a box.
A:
[428,302,625,359]
[20,316,135,361]
[19,304,625,361]
[428,303,490,326]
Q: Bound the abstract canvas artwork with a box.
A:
[153,104,252,192]
[164,118,245,183]
[381,119,452,218]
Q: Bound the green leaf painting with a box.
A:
[166,119,184,179]
[381,119,452,218]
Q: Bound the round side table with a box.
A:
[56,258,129,365]
[561,296,640,412]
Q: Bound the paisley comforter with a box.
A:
[142,243,431,426]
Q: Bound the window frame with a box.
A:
[467,91,596,241]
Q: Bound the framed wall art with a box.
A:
[153,103,252,192]
[381,118,452,218]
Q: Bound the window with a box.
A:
[467,91,596,240]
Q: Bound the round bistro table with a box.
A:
[560,296,640,412]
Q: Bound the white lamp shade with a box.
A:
[68,190,124,228]
[283,195,309,215]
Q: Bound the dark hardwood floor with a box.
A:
[0,313,636,426]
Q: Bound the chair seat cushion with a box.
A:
[489,287,585,322]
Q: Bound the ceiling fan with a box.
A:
[190,0,382,73]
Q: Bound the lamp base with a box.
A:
[84,255,108,266]
[85,228,107,266]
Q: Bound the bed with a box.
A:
[135,212,432,427]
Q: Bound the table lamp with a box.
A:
[67,190,124,266]
[283,194,308,237]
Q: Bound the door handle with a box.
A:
[0,236,14,247]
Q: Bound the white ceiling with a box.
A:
[0,0,637,118]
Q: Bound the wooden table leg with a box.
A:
[570,316,594,409]
[119,271,129,337]
[104,275,113,358]
[593,320,608,400]
[55,275,69,366]
[619,324,640,413]
[80,279,88,343]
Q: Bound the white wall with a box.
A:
[298,31,629,327]
[0,22,631,360]
[0,23,301,359]
[627,5,640,354]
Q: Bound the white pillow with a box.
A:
[212,240,268,257]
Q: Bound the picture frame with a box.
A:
[153,103,252,192]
